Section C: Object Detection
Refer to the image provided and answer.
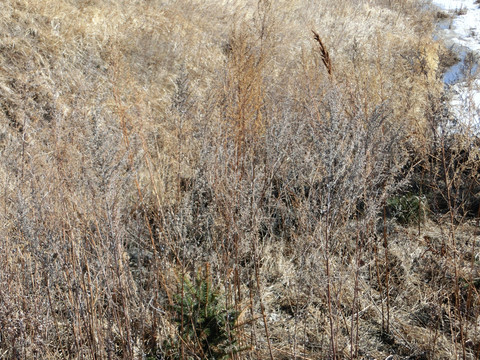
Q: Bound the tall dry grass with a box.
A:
[1,0,478,359]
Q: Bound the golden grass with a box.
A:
[1,0,479,358]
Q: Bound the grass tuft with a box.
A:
[1,0,479,358]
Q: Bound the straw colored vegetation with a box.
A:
[1,0,479,359]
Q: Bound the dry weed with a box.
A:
[2,0,477,359]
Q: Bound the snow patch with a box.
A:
[431,0,480,133]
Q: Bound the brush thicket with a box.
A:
[2,0,478,359]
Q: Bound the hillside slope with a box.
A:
[1,0,478,359]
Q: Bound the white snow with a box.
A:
[431,0,477,11]
[432,0,480,51]
[431,0,480,133]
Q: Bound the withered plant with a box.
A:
[2,0,476,359]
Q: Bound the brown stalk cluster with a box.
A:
[0,0,479,359]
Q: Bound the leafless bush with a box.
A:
[1,0,470,359]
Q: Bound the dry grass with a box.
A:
[0,0,479,359]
